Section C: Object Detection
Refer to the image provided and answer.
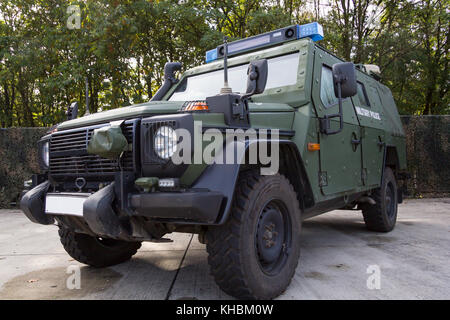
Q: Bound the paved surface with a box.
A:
[0,198,449,300]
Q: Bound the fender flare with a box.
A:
[192,139,314,225]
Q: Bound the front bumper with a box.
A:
[130,190,224,223]
[20,180,224,239]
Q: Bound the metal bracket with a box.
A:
[361,168,367,185]
[319,171,328,187]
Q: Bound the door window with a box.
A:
[370,86,383,107]
[356,82,370,107]
[320,65,338,108]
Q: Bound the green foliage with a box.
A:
[0,0,448,127]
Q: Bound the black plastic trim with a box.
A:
[130,190,224,224]
[20,181,53,225]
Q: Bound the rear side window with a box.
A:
[320,65,338,108]
[370,86,383,107]
[356,82,370,107]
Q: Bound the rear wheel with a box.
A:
[58,228,141,267]
[206,170,301,299]
[362,167,398,232]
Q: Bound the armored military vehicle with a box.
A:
[20,23,407,299]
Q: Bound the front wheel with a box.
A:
[58,228,141,267]
[362,167,398,232]
[206,170,301,299]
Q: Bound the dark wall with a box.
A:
[0,116,449,208]
[401,115,449,197]
[0,128,47,208]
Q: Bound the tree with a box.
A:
[0,0,448,128]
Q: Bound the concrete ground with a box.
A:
[0,198,449,300]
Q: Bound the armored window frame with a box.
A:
[356,81,371,108]
[319,64,339,109]
[168,52,300,101]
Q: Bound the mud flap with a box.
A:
[20,181,53,225]
[83,183,127,238]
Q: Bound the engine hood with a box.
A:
[57,101,183,130]
[56,100,294,131]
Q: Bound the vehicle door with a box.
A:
[311,48,363,196]
[351,73,386,188]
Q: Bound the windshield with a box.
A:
[169,52,300,101]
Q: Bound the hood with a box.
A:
[57,101,183,130]
[56,100,294,131]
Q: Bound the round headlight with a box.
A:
[42,141,49,167]
[154,126,177,159]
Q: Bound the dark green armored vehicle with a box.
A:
[20,23,407,299]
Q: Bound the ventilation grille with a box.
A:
[49,121,136,179]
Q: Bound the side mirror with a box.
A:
[320,62,356,135]
[243,59,268,98]
[332,62,357,98]
[66,102,78,120]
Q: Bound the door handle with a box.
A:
[351,132,361,152]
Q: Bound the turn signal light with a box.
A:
[181,100,209,112]
[307,143,320,151]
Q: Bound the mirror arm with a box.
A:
[240,90,255,101]
[320,82,344,135]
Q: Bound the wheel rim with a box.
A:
[385,182,396,219]
[255,199,292,275]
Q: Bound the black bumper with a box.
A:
[130,191,224,224]
[20,180,225,238]
[20,181,54,225]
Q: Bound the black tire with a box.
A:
[362,167,398,232]
[206,170,301,299]
[58,228,141,267]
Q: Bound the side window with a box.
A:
[356,82,370,107]
[370,86,383,107]
[320,65,338,108]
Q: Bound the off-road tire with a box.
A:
[362,167,398,232]
[58,228,141,267]
[206,170,301,299]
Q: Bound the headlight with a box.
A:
[154,126,177,159]
[42,141,49,168]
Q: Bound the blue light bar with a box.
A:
[298,22,324,42]
[205,48,218,63]
[205,22,324,63]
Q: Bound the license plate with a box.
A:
[45,193,91,217]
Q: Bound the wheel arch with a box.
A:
[382,145,403,203]
[385,145,400,175]
[275,142,315,211]
[192,139,315,225]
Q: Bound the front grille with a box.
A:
[49,120,137,179]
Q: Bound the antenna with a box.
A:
[85,73,90,115]
[220,36,232,94]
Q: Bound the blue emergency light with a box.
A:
[205,22,324,63]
